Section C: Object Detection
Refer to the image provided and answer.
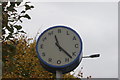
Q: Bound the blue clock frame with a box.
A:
[36,25,83,74]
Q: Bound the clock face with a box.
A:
[36,26,82,67]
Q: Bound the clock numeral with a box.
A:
[48,58,52,62]
[66,31,70,35]
[65,58,69,62]
[57,60,61,64]
[75,44,79,48]
[72,52,76,56]
[73,36,76,40]
[42,37,47,42]
[48,31,53,36]
[58,29,61,33]
[42,52,45,57]
[40,44,43,49]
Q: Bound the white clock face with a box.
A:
[37,27,82,66]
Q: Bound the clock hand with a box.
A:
[55,43,72,59]
[55,35,72,58]
[55,35,59,44]
[54,35,61,51]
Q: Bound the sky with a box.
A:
[20,2,118,78]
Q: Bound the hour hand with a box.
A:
[55,35,60,44]
[55,35,61,51]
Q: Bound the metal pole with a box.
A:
[56,70,62,80]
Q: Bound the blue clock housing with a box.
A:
[36,25,83,74]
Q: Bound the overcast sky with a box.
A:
[21,2,118,78]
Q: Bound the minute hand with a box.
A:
[55,43,72,59]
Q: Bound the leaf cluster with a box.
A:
[2,35,54,78]
[2,34,80,79]
[1,1,34,41]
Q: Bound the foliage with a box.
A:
[3,35,51,78]
[1,1,77,79]
[1,1,91,79]
[1,1,34,41]
[63,73,80,80]
[2,35,79,79]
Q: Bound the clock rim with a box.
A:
[36,25,83,68]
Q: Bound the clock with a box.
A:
[36,26,83,74]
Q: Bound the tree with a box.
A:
[1,1,34,41]
[1,1,91,79]
[2,34,80,79]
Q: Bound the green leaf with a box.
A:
[11,13,17,15]
[7,7,13,11]
[25,5,31,10]
[30,6,34,8]
[6,26,14,33]
[25,5,34,10]
[2,29,5,35]
[18,30,26,33]
[21,10,25,13]
[24,14,31,19]
[10,2,15,7]
[9,24,14,33]
[19,19,23,23]
[16,2,21,6]
[14,25,22,30]
[6,33,14,40]
[2,2,8,8]
[7,7,17,12]
[6,26,11,31]
[25,2,31,4]
[14,32,18,34]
